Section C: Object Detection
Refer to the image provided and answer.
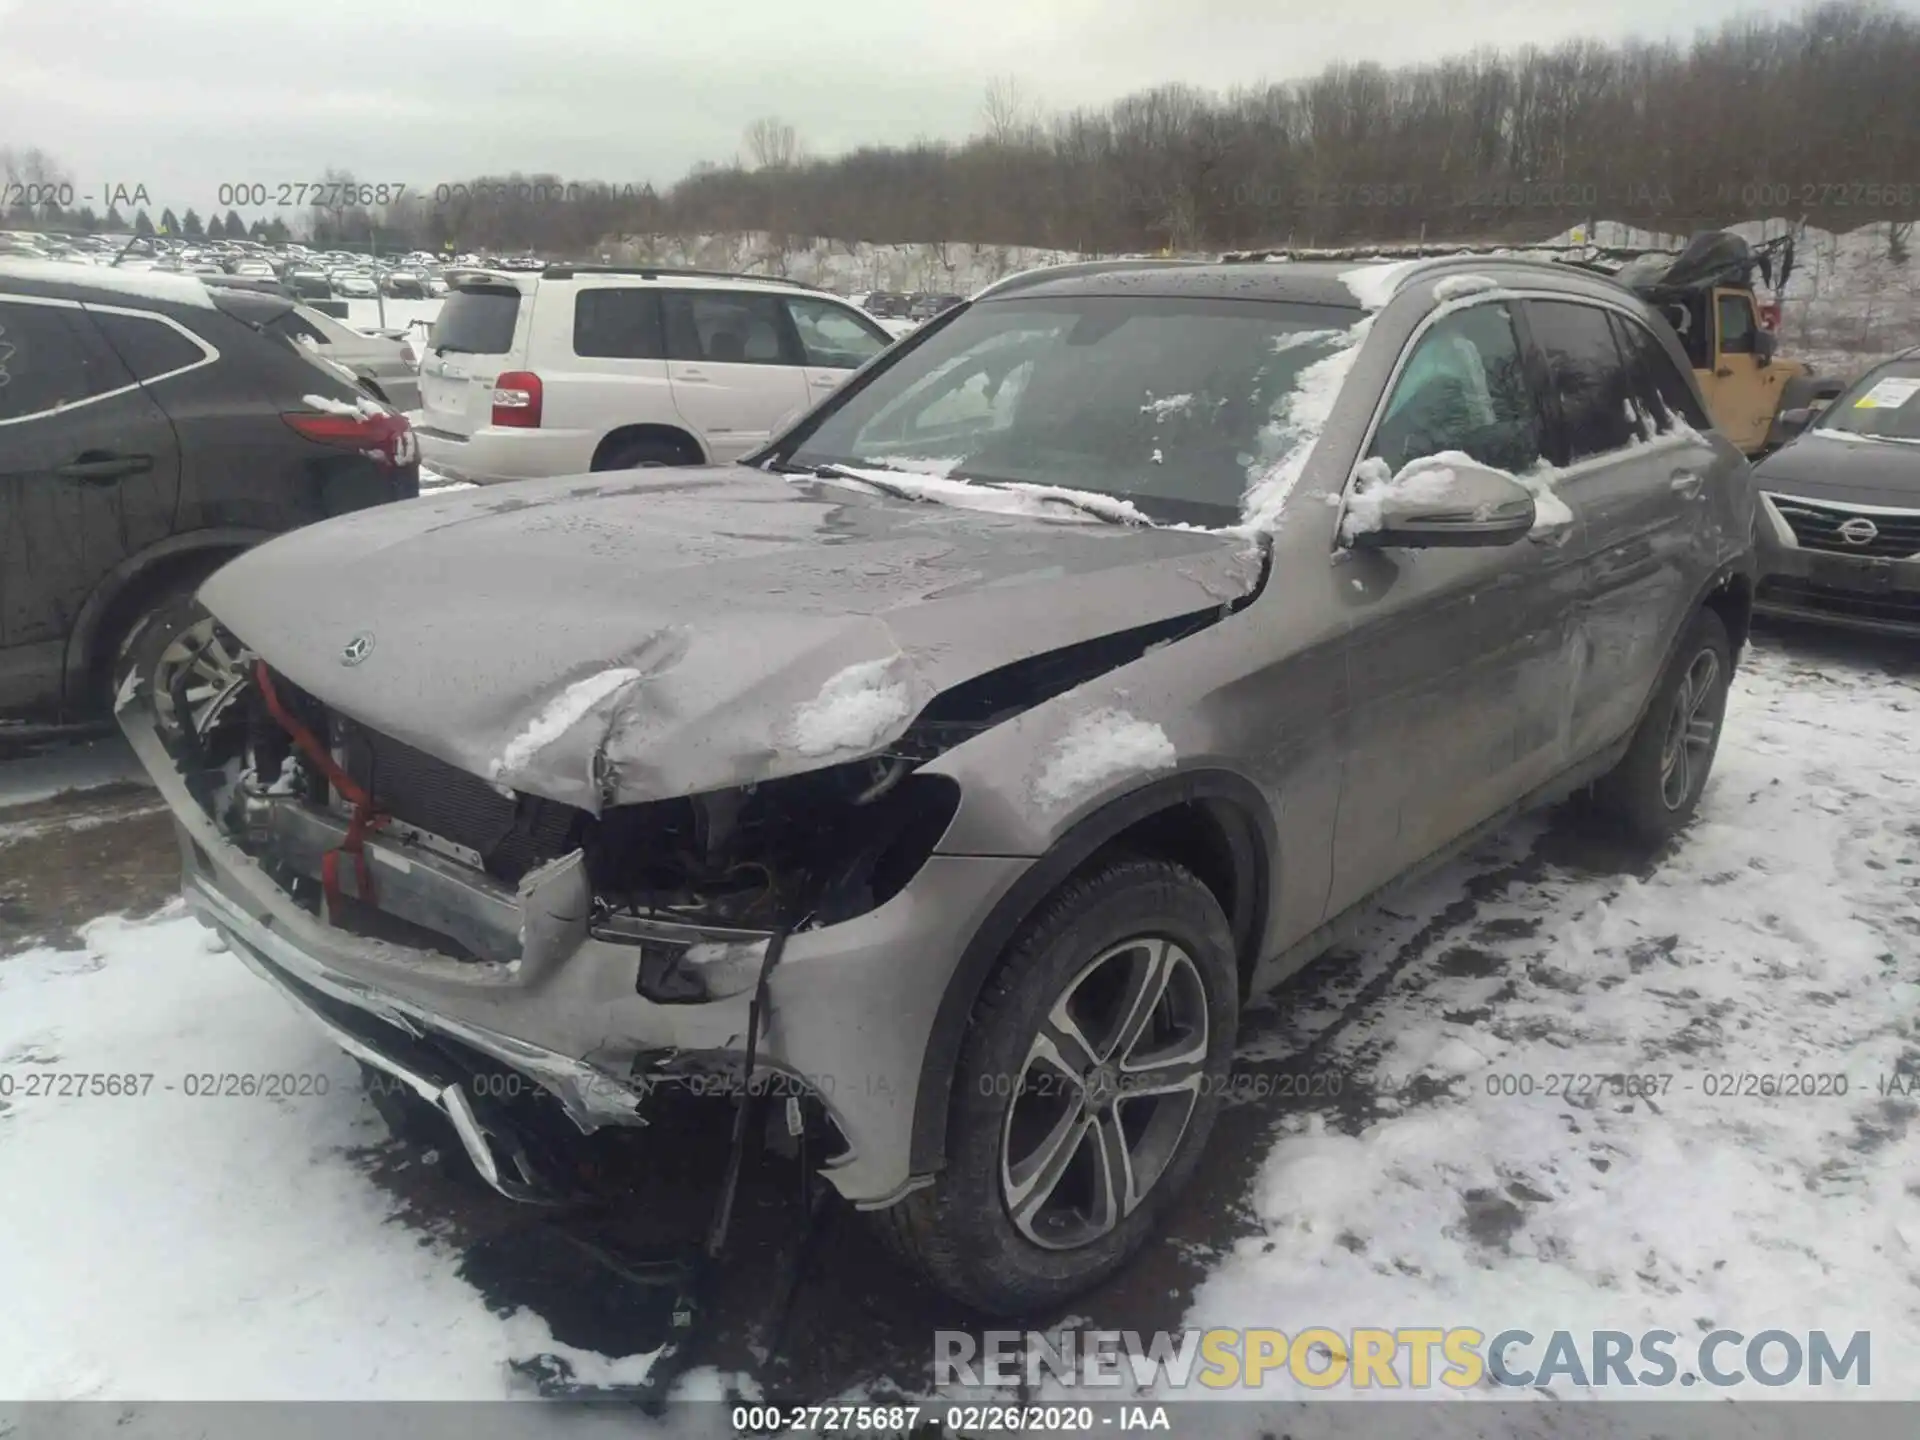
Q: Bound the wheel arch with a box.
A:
[907,767,1276,1177]
[589,423,707,470]
[61,528,274,714]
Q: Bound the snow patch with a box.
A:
[1031,708,1177,811]
[1339,261,1420,310]
[492,668,643,780]
[1236,319,1373,533]
[1431,273,1500,301]
[0,258,216,309]
[1140,393,1195,419]
[812,465,1151,526]
[300,392,385,419]
[1339,452,1474,542]
[788,656,916,758]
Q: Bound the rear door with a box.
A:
[1522,299,1712,761]
[661,289,810,460]
[782,294,894,406]
[558,285,672,440]
[418,280,526,438]
[0,294,183,716]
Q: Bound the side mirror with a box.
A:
[1755,329,1777,367]
[1776,406,1814,436]
[1343,457,1538,549]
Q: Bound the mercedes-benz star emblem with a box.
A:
[340,632,375,666]
[1837,517,1879,546]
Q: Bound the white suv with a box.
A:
[412,267,896,483]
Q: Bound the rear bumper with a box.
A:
[120,699,1026,1207]
[1754,493,1920,636]
[415,423,598,485]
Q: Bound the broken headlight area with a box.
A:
[587,763,961,1003]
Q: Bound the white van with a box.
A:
[413,266,895,483]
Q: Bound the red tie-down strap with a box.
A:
[254,661,387,922]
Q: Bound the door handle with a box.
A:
[1715,367,1733,378]
[1670,469,1705,496]
[56,452,153,483]
[677,367,709,383]
[812,376,838,389]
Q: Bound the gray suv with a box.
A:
[120,257,1753,1313]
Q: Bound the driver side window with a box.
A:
[1367,302,1544,475]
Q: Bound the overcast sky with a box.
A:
[0,0,1830,220]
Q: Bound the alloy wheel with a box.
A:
[999,936,1210,1250]
[1658,646,1723,811]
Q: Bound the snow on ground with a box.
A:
[0,911,728,1408]
[0,735,148,808]
[1174,634,1920,1405]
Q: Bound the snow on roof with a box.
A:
[1339,260,1421,310]
[0,258,216,309]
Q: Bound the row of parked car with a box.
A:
[3,246,1915,1321]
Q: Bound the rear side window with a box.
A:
[266,311,328,345]
[0,300,135,422]
[784,296,889,368]
[90,310,207,382]
[1609,312,1712,432]
[1368,301,1544,474]
[662,290,793,366]
[573,288,665,359]
[1524,300,1640,462]
[431,286,520,356]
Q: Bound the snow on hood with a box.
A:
[198,467,1258,811]
[785,653,920,759]
[1030,707,1178,811]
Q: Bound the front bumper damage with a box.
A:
[121,695,1026,1209]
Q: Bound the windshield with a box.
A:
[1815,360,1920,441]
[785,294,1361,525]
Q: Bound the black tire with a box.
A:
[107,584,207,715]
[877,856,1238,1314]
[595,436,698,470]
[1589,608,1733,846]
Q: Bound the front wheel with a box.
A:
[877,856,1238,1314]
[1589,607,1733,845]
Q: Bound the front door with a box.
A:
[1327,299,1585,916]
[662,289,811,461]
[0,295,182,717]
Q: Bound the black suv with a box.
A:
[0,259,420,726]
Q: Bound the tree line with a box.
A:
[10,1,1920,256]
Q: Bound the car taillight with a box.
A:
[491,371,542,427]
[282,406,417,468]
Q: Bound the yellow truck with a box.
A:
[1591,231,1842,457]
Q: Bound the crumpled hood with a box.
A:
[201,466,1263,810]
[1754,432,1920,509]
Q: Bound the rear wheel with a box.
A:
[596,436,699,470]
[1589,608,1733,845]
[877,856,1237,1314]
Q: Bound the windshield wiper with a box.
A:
[772,459,932,504]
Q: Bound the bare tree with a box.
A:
[980,76,1041,146]
[744,117,801,170]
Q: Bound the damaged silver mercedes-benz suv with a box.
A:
[121,256,1755,1313]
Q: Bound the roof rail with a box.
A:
[1220,241,1682,264]
[974,257,1206,301]
[537,264,826,290]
